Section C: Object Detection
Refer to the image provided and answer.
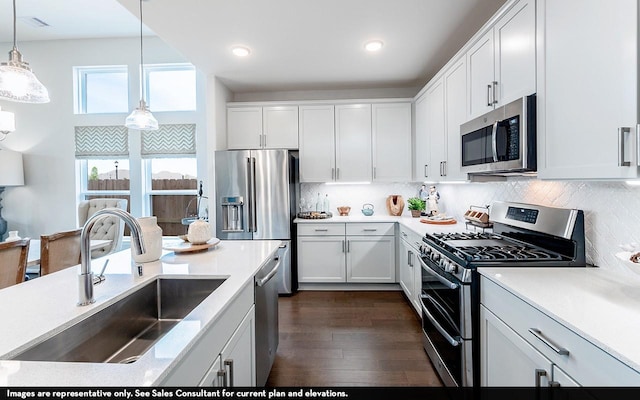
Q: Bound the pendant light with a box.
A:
[125,0,158,130]
[0,0,50,103]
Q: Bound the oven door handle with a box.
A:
[421,294,460,335]
[418,256,459,289]
[421,301,462,347]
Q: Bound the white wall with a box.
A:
[0,37,208,238]
[301,180,640,282]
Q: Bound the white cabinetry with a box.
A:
[200,306,256,387]
[425,79,446,180]
[227,106,298,150]
[299,105,335,182]
[398,226,422,315]
[298,223,395,284]
[413,94,430,180]
[335,104,372,182]
[467,0,536,119]
[537,0,640,179]
[481,276,640,386]
[372,103,412,182]
[443,57,468,181]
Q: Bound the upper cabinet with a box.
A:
[227,106,298,150]
[372,103,412,182]
[537,0,640,179]
[299,105,335,182]
[467,0,536,119]
[335,104,373,182]
[443,57,468,181]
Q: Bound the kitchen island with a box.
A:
[0,239,280,386]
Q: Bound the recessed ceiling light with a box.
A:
[364,40,384,52]
[232,46,251,57]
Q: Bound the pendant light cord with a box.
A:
[139,0,145,103]
[12,0,17,50]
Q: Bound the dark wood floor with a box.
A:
[265,290,443,387]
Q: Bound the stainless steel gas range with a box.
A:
[418,201,586,387]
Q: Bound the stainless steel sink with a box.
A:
[11,277,226,364]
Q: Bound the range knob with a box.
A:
[444,262,458,274]
[431,252,440,263]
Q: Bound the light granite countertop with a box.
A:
[478,267,640,376]
[0,239,280,386]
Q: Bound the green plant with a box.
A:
[407,197,425,211]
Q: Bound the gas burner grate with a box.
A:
[456,245,563,261]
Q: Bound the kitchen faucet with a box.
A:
[78,208,146,306]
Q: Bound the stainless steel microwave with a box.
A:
[460,94,536,175]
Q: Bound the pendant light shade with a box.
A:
[125,0,158,131]
[0,0,50,104]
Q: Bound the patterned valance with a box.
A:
[75,126,129,159]
[141,124,196,158]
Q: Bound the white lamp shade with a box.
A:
[0,107,15,132]
[125,101,159,131]
[0,149,24,186]
[0,64,50,104]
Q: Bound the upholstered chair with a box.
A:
[0,238,30,289]
[77,198,128,258]
[40,229,81,276]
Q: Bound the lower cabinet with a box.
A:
[200,305,256,387]
[398,226,422,314]
[481,276,640,386]
[298,222,396,284]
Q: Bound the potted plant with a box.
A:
[407,197,425,218]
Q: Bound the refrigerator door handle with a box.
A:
[248,157,258,232]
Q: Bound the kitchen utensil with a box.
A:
[337,206,351,216]
[361,203,374,216]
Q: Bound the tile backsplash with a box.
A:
[301,180,640,281]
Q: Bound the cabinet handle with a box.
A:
[342,240,345,253]
[373,167,377,179]
[619,127,632,166]
[492,81,498,105]
[407,250,412,267]
[314,228,329,232]
[528,328,570,356]
[263,135,267,148]
[224,359,235,387]
[401,232,408,238]
[217,369,228,387]
[347,240,350,253]
[487,84,493,106]
[363,228,378,232]
[442,161,447,176]
[336,168,340,180]
[534,369,547,387]
[549,381,561,387]
[424,165,428,178]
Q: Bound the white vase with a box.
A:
[187,219,213,244]
[132,216,163,263]
[5,231,20,242]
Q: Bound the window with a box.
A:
[144,64,196,112]
[74,66,129,114]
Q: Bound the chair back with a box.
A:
[0,238,30,289]
[40,229,82,275]
[78,198,128,258]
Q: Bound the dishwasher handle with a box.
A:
[256,257,280,287]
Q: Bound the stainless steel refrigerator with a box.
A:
[214,149,298,294]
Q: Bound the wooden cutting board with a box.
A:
[420,218,457,225]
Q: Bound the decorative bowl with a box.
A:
[337,206,351,216]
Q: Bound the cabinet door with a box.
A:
[297,236,346,282]
[467,30,495,119]
[299,105,336,182]
[480,305,552,387]
[372,103,412,182]
[335,104,372,182]
[219,305,256,387]
[426,78,446,180]
[227,107,262,149]
[494,0,536,106]
[413,94,430,180]
[443,57,468,181]
[552,365,580,387]
[263,106,299,149]
[346,236,396,283]
[199,354,223,387]
[539,0,639,179]
[398,239,415,301]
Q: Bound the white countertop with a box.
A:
[478,267,640,375]
[0,239,280,386]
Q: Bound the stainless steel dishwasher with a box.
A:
[254,251,280,386]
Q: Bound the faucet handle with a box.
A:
[137,264,143,277]
[92,259,109,285]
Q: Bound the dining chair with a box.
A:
[0,238,30,289]
[40,229,82,276]
[78,198,128,258]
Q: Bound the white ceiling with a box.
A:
[0,0,508,94]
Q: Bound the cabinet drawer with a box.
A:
[481,277,640,386]
[297,223,345,236]
[346,222,394,236]
[399,226,423,249]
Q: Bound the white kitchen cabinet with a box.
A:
[537,0,640,179]
[425,78,446,180]
[398,226,422,315]
[298,222,395,284]
[443,57,468,181]
[200,306,256,387]
[372,102,412,182]
[467,0,536,119]
[335,104,372,182]
[227,106,298,150]
[413,93,430,180]
[481,276,640,386]
[299,105,335,182]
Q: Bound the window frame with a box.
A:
[73,65,129,114]
[143,63,197,112]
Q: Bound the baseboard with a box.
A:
[297,283,402,291]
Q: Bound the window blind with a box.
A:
[141,124,196,158]
[74,126,129,159]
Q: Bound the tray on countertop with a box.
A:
[297,211,333,219]
[163,237,221,253]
